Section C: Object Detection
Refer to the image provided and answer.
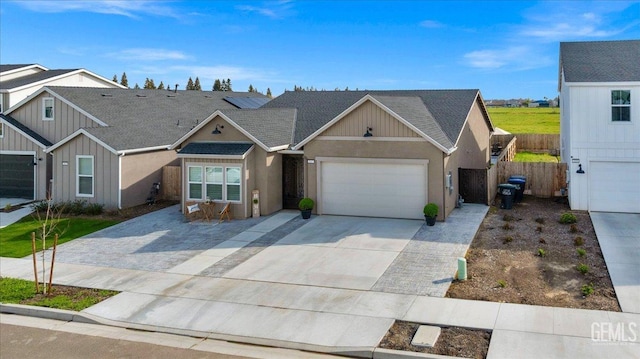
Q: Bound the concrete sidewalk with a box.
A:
[0,206,33,229]
[2,257,638,358]
[590,212,640,314]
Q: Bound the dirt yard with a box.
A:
[447,196,620,311]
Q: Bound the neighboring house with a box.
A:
[172,90,493,220]
[0,87,269,207]
[559,40,640,213]
[0,64,125,112]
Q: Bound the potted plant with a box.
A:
[298,198,314,219]
[423,203,438,226]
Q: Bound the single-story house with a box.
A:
[172,90,494,220]
[0,86,269,207]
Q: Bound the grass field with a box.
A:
[0,216,119,258]
[513,151,559,163]
[487,107,559,134]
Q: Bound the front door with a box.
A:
[282,155,304,209]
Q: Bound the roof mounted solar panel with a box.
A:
[223,96,271,109]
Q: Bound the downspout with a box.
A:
[118,155,122,209]
[443,152,447,222]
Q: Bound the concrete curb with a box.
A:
[0,303,467,359]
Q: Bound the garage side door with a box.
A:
[0,154,35,199]
[320,161,426,219]
[590,161,640,213]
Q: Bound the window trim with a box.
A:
[0,122,3,138]
[76,155,94,197]
[187,164,242,203]
[187,165,203,200]
[225,166,242,202]
[611,90,631,122]
[42,97,54,121]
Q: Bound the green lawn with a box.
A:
[488,107,560,134]
[0,277,118,311]
[514,151,559,163]
[0,216,119,258]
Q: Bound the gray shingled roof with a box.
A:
[1,114,53,147]
[178,142,254,156]
[262,90,483,147]
[0,69,79,90]
[47,87,269,151]
[220,108,297,149]
[560,40,640,83]
[0,64,37,73]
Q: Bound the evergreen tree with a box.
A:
[120,72,129,87]
[194,77,202,91]
[186,77,194,90]
[266,88,272,98]
[226,78,232,91]
[112,74,118,83]
[133,83,140,89]
[158,81,165,90]
[213,79,222,91]
[144,78,156,89]
[248,84,254,92]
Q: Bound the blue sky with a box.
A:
[1,1,639,99]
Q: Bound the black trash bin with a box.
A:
[497,184,517,209]
[508,175,526,202]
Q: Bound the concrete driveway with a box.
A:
[590,212,640,313]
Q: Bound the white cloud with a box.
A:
[419,20,444,28]
[235,1,294,19]
[463,46,552,71]
[108,48,189,61]
[11,0,180,19]
[172,65,277,82]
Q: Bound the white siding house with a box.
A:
[559,40,640,213]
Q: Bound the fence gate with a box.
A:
[459,168,488,204]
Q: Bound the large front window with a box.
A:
[188,164,241,202]
[611,90,631,122]
[76,156,94,197]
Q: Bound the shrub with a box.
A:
[536,226,543,233]
[497,279,507,288]
[85,203,104,216]
[537,248,546,257]
[574,236,584,246]
[503,236,513,244]
[539,238,546,244]
[31,200,50,213]
[503,214,514,222]
[534,217,545,224]
[502,223,513,230]
[4,203,12,212]
[560,212,577,224]
[581,283,594,296]
[569,224,579,233]
[298,198,314,211]
[423,203,439,217]
[67,200,87,215]
[576,263,589,275]
[577,248,586,257]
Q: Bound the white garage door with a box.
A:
[320,161,427,219]
[590,161,640,213]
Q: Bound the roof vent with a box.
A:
[167,94,176,98]
[136,94,147,98]
[101,93,112,97]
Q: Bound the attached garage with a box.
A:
[589,161,640,213]
[318,159,428,219]
[0,153,35,199]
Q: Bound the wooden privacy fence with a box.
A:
[512,134,560,152]
[459,166,499,205]
[161,166,181,201]
[497,162,567,198]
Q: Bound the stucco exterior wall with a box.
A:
[50,134,119,208]
[9,91,98,143]
[120,150,178,208]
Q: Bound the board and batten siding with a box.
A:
[9,92,98,143]
[51,133,119,208]
[0,124,50,200]
[562,82,640,211]
[320,100,420,137]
